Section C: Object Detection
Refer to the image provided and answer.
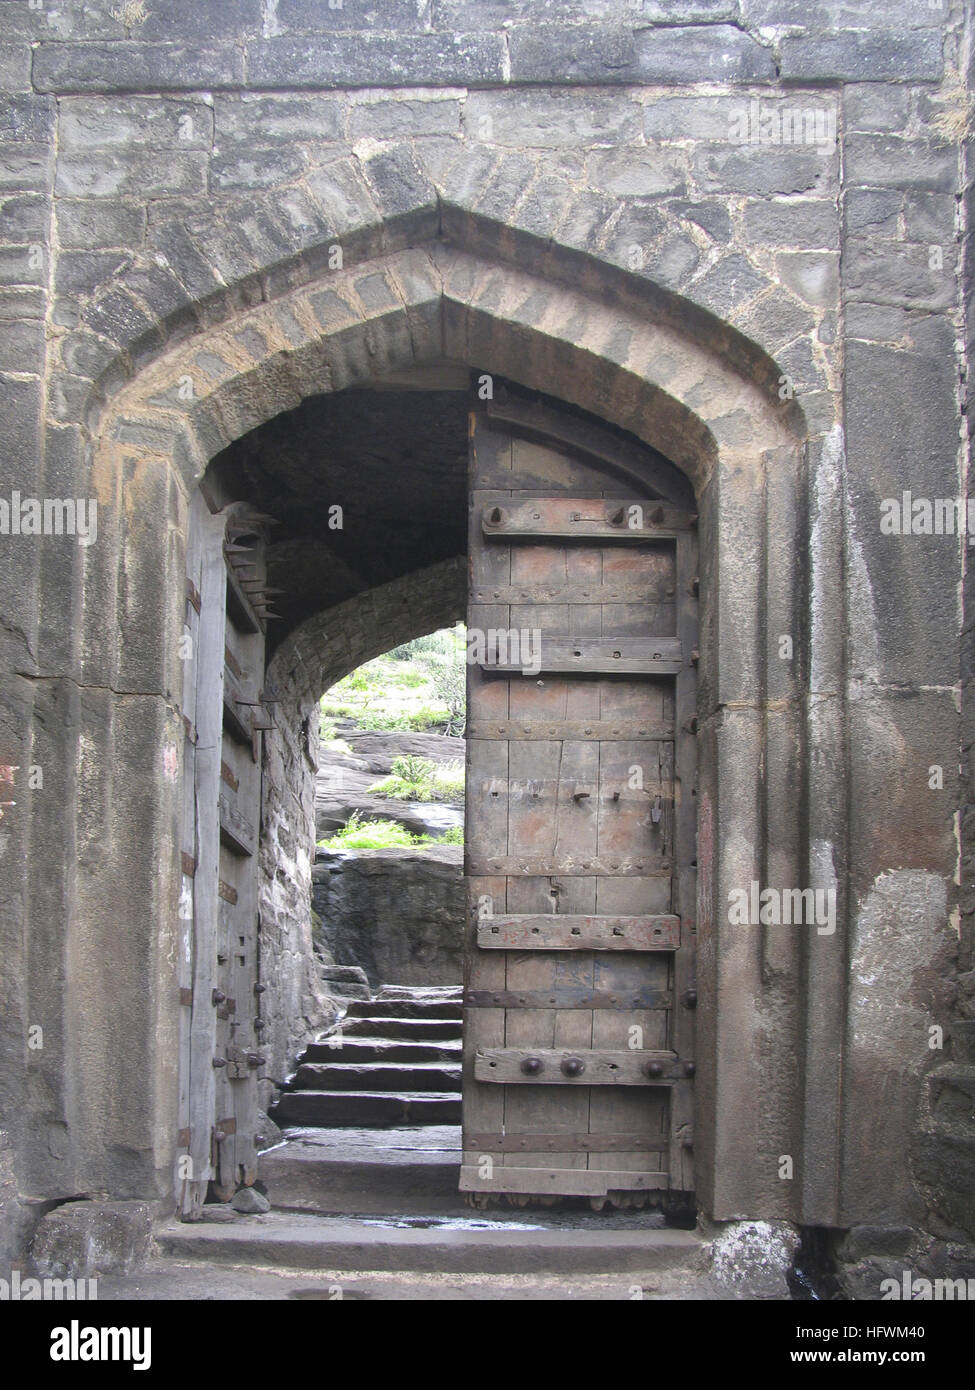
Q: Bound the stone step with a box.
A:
[377,985,463,1000]
[323,982,372,1001]
[273,1090,462,1127]
[302,1038,462,1066]
[294,1062,461,1093]
[339,1017,462,1041]
[318,964,371,986]
[156,1211,709,1277]
[260,1126,464,1216]
[343,999,462,1020]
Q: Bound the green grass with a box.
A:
[320,624,466,736]
[368,754,465,802]
[317,811,464,851]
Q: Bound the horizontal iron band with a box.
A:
[465,989,671,1010]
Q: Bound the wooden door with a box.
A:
[462,392,698,1205]
[177,496,271,1217]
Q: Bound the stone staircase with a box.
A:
[271,983,462,1128]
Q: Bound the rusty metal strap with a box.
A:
[463,1132,669,1153]
[465,988,672,1010]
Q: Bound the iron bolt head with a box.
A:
[521,1056,543,1076]
[211,989,226,1005]
[684,989,698,1009]
[645,1061,664,1079]
[561,1056,585,1078]
[684,1061,696,1078]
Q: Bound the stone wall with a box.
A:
[0,0,971,1269]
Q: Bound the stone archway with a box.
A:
[50,223,833,1227]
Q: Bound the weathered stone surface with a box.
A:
[742,198,838,249]
[780,31,944,84]
[55,149,208,198]
[313,847,464,989]
[464,91,642,148]
[706,1219,802,1298]
[0,45,31,94]
[230,1186,271,1214]
[33,42,246,93]
[246,35,506,89]
[59,96,214,149]
[844,135,958,192]
[32,1201,153,1278]
[843,82,912,133]
[844,241,956,312]
[692,143,835,197]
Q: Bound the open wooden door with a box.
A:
[462,388,698,1205]
[176,494,272,1217]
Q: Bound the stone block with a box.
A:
[845,135,957,192]
[0,193,49,241]
[692,143,835,197]
[246,34,506,89]
[59,96,213,150]
[55,149,208,199]
[844,188,901,238]
[775,251,839,308]
[0,96,55,144]
[349,93,462,141]
[0,318,43,372]
[463,90,642,148]
[843,82,912,134]
[32,1201,153,1278]
[358,144,439,236]
[0,145,54,193]
[210,147,307,192]
[844,240,956,312]
[902,191,957,243]
[742,198,839,249]
[587,146,686,198]
[692,253,771,319]
[33,42,246,93]
[56,199,147,250]
[278,0,427,30]
[780,31,944,84]
[215,94,346,145]
[0,45,31,94]
[844,335,960,688]
[635,23,776,82]
[133,0,262,42]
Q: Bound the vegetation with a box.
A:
[320,623,467,738]
[368,754,465,803]
[317,811,463,851]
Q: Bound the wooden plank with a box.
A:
[218,790,256,857]
[477,636,682,676]
[471,582,668,605]
[459,1165,668,1195]
[465,987,672,1010]
[467,719,674,740]
[481,498,695,540]
[670,528,699,1189]
[475,1048,679,1085]
[464,1132,669,1153]
[468,856,670,879]
[477,914,680,950]
[184,504,228,1218]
